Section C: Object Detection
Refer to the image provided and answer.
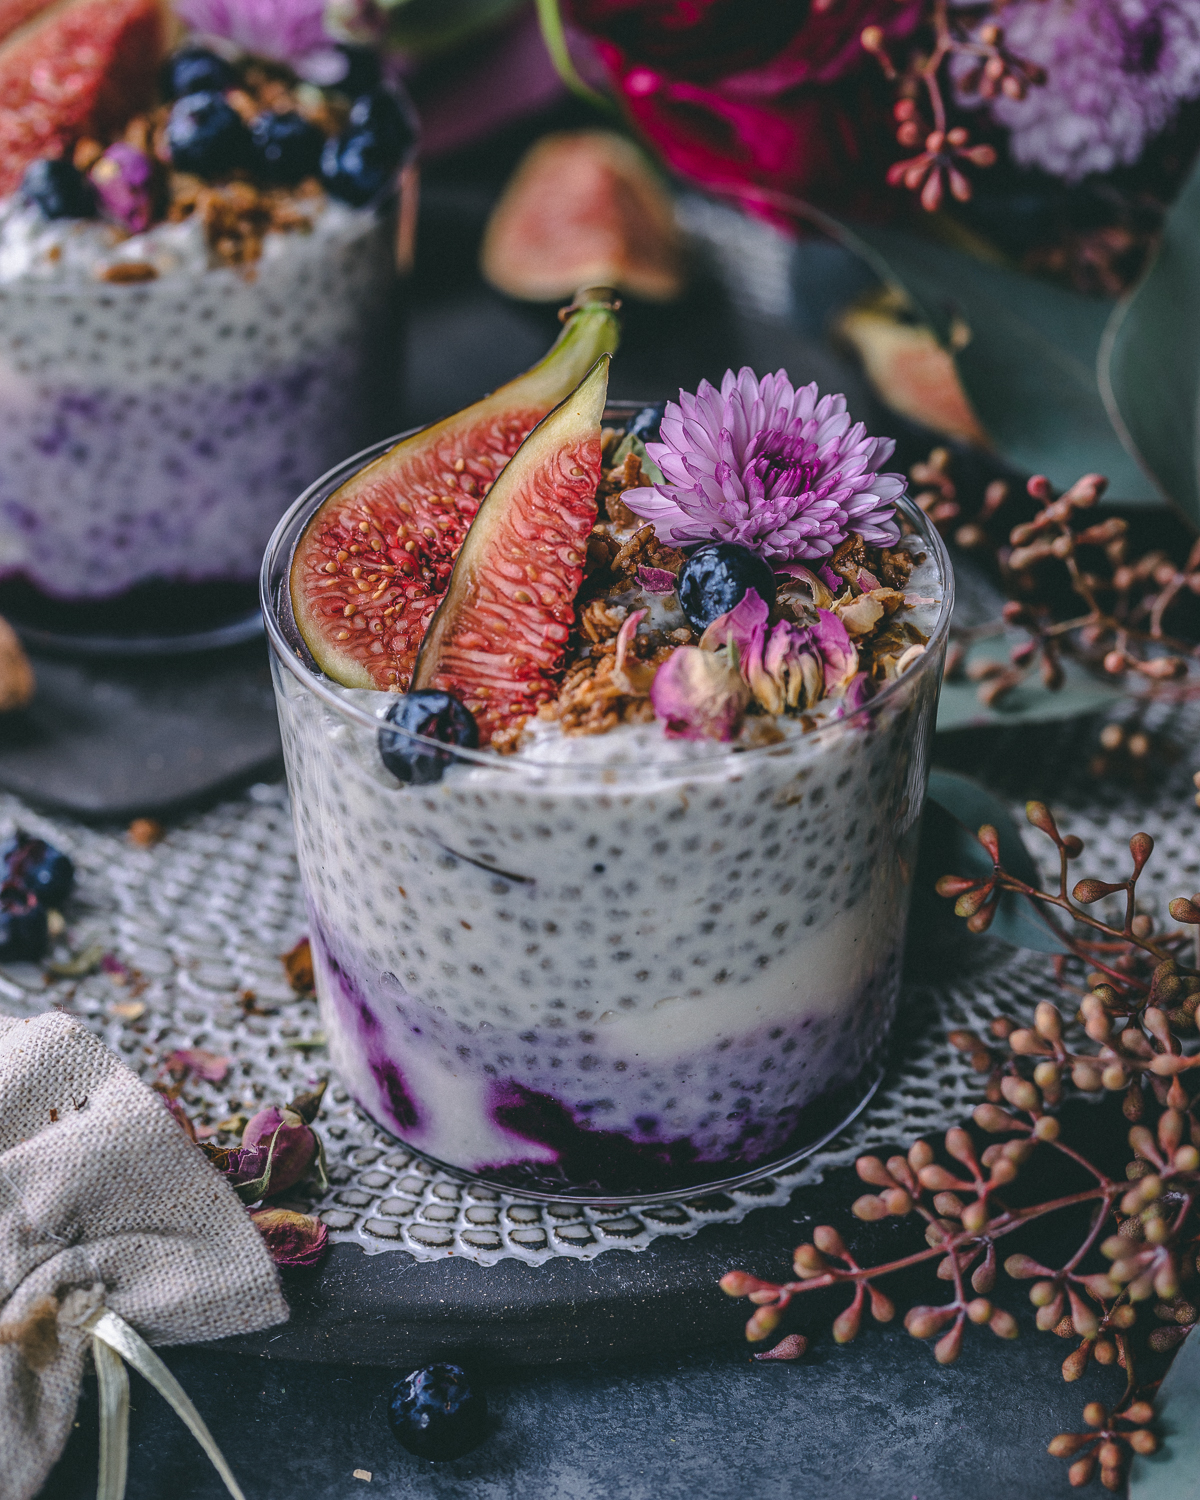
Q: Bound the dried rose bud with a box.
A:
[90,143,155,233]
[250,1207,328,1267]
[241,1104,318,1197]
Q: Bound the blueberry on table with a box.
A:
[161,47,237,101]
[678,541,778,633]
[0,886,48,962]
[387,1364,487,1460]
[21,159,97,220]
[2,831,74,906]
[250,111,324,185]
[166,92,253,178]
[347,87,417,161]
[379,692,478,785]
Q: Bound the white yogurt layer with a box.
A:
[0,191,366,284]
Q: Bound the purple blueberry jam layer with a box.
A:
[310,916,901,1198]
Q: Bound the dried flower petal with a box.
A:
[282,936,314,993]
[164,1048,231,1084]
[250,1207,329,1268]
[90,144,154,233]
[635,565,677,593]
[650,646,750,741]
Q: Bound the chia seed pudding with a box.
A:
[0,20,412,622]
[265,382,953,1201]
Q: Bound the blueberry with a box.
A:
[166,92,253,178]
[161,47,237,101]
[20,159,97,220]
[333,45,382,97]
[677,542,778,632]
[0,886,48,962]
[321,128,397,206]
[346,87,417,160]
[627,404,664,444]
[379,692,479,785]
[387,1364,487,1460]
[250,111,324,185]
[2,831,74,906]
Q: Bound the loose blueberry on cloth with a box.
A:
[0,1012,288,1500]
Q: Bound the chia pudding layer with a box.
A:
[267,487,950,1200]
[0,197,392,602]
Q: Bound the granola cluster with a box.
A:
[69,65,345,272]
[533,430,933,742]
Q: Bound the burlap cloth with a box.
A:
[0,1011,288,1500]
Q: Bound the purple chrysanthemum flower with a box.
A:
[175,0,335,72]
[951,0,1200,181]
[622,368,904,563]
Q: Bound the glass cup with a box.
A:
[263,425,954,1204]
[0,204,397,651]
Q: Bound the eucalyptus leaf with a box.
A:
[936,631,1124,733]
[1128,1328,1200,1499]
[923,769,1067,953]
[841,223,1155,503]
[1101,153,1200,524]
[611,431,665,484]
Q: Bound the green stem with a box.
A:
[534,0,618,114]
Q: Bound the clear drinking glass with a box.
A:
[262,422,954,1204]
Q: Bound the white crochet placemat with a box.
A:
[0,699,1189,1267]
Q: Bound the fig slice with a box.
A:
[0,0,165,196]
[411,356,610,744]
[290,289,621,692]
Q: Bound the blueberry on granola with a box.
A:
[627,403,665,444]
[162,47,237,101]
[387,1364,487,1460]
[347,88,417,161]
[21,159,96,220]
[166,92,253,178]
[0,885,48,962]
[677,542,777,632]
[250,111,324,186]
[2,832,74,907]
[379,692,479,785]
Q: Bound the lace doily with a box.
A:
[0,694,1191,1266]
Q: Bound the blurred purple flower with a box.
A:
[175,0,334,71]
[622,368,903,563]
[952,0,1200,180]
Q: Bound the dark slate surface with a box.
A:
[40,1299,1124,1500]
[0,641,282,821]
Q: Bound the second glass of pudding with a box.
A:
[264,434,953,1204]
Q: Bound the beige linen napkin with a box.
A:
[0,1011,289,1500]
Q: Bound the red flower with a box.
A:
[566,0,925,219]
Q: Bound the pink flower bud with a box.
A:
[241,1105,318,1197]
[250,1208,329,1267]
[650,646,750,741]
